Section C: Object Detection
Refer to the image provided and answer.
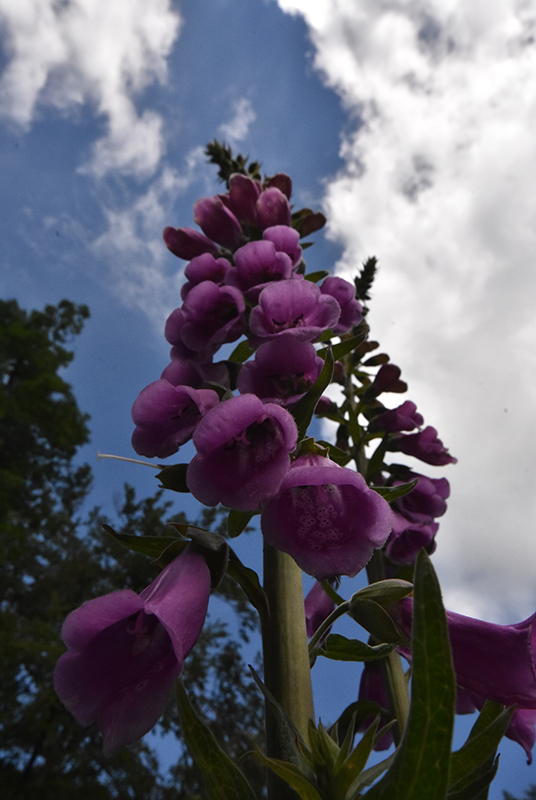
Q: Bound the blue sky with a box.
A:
[1,0,536,795]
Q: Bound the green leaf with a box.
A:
[157,463,190,492]
[102,524,183,559]
[349,598,410,647]
[447,757,499,800]
[362,551,457,800]
[318,328,369,362]
[332,716,379,799]
[252,750,323,800]
[349,753,396,795]
[227,508,256,538]
[304,270,331,283]
[351,579,414,606]
[175,679,257,800]
[228,339,255,363]
[371,479,418,503]
[448,702,513,795]
[318,634,395,662]
[291,345,334,442]
[226,551,269,622]
[316,440,353,466]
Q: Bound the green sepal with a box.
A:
[252,749,323,800]
[308,719,340,772]
[316,440,353,466]
[304,270,331,283]
[349,598,411,647]
[157,463,190,492]
[318,634,396,662]
[175,680,257,800]
[227,508,256,538]
[228,339,255,363]
[291,344,334,443]
[362,551,457,799]
[351,579,414,606]
[102,524,182,559]
[168,524,229,589]
[371,480,418,503]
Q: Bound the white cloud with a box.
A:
[278,0,536,621]
[0,0,180,177]
[218,97,257,143]
[91,147,206,325]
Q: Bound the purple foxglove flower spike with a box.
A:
[163,226,221,260]
[370,400,424,433]
[262,225,303,267]
[256,186,292,229]
[393,471,450,524]
[54,547,211,755]
[261,455,393,579]
[187,394,298,511]
[173,282,246,353]
[304,581,336,639]
[224,240,294,300]
[396,426,457,466]
[131,379,220,458]
[193,196,243,249]
[237,335,323,407]
[249,279,341,344]
[320,276,363,334]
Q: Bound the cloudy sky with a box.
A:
[1,0,535,794]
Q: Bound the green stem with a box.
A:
[262,543,315,797]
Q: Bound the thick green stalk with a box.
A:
[262,543,315,797]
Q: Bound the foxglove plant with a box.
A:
[54,142,530,800]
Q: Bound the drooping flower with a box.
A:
[187,394,298,511]
[320,276,363,334]
[163,226,221,260]
[180,253,232,300]
[369,364,407,396]
[369,401,424,433]
[54,547,211,755]
[385,514,438,565]
[304,581,336,639]
[261,455,393,579]
[393,471,450,525]
[131,379,220,459]
[224,239,294,300]
[263,225,302,267]
[223,173,262,226]
[249,279,341,344]
[193,195,243,249]
[357,660,395,751]
[237,335,323,406]
[395,426,457,466]
[256,186,292,229]
[167,282,246,354]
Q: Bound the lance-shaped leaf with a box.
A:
[229,339,255,363]
[318,634,395,662]
[447,701,514,797]
[350,598,410,647]
[331,715,380,799]
[227,508,257,538]
[318,326,369,362]
[176,680,257,800]
[291,344,334,442]
[371,479,418,504]
[226,551,269,622]
[102,524,182,559]
[157,463,190,492]
[253,750,323,800]
[351,579,414,607]
[362,551,456,799]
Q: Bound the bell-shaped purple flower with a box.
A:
[131,379,220,459]
[237,335,323,406]
[169,282,246,354]
[164,310,217,363]
[187,394,298,511]
[261,455,393,579]
[163,226,221,260]
[320,276,363,334]
[160,355,230,391]
[265,173,292,199]
[262,225,303,267]
[256,186,292,229]
[396,598,536,710]
[393,471,450,524]
[304,581,336,639]
[181,253,232,300]
[396,426,457,466]
[225,240,294,300]
[54,547,211,755]
[193,196,243,249]
[224,173,262,227]
[385,513,438,564]
[370,400,424,433]
[249,279,341,344]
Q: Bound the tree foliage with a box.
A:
[0,299,264,799]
